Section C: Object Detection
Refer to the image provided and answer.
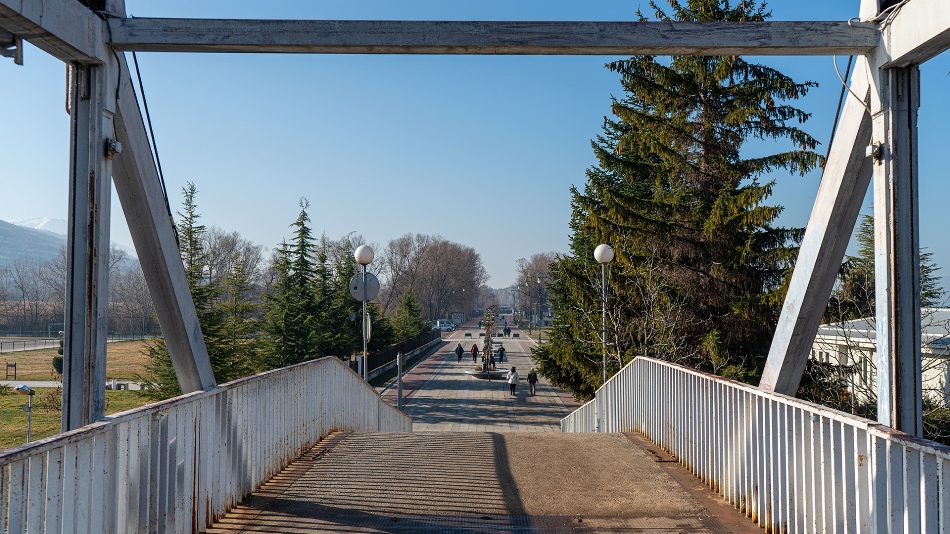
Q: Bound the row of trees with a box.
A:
[376,233,487,320]
[513,253,556,324]
[141,186,479,399]
[534,0,822,400]
[0,246,158,337]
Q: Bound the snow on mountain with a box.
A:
[5,217,68,236]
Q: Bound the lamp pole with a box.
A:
[354,245,375,382]
[594,244,614,385]
[525,281,532,335]
[537,276,542,344]
[15,385,34,443]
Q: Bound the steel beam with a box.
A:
[62,61,114,430]
[0,0,105,63]
[880,0,950,68]
[111,56,216,394]
[108,19,879,56]
[870,64,922,436]
[759,59,873,396]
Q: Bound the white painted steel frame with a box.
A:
[760,60,873,396]
[0,0,940,429]
[0,357,410,533]
[107,19,879,56]
[562,356,950,533]
[62,61,115,429]
[112,61,217,394]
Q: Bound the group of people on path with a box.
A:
[504,367,539,395]
[454,342,506,367]
[452,342,539,396]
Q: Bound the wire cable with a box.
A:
[131,51,178,244]
[833,54,872,115]
[826,55,853,162]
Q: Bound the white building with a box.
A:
[811,308,950,405]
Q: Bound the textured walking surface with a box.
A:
[206,323,759,533]
[206,432,733,533]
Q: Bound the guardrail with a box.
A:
[0,356,411,533]
[349,330,442,375]
[562,356,950,533]
[0,339,58,353]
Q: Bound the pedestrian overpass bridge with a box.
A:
[1,353,947,533]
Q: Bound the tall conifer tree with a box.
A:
[263,200,322,368]
[141,183,231,398]
[536,0,823,398]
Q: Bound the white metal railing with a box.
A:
[0,356,411,533]
[562,356,950,533]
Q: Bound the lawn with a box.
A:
[0,388,150,450]
[0,339,150,381]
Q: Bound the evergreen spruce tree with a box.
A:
[314,237,362,358]
[262,200,322,368]
[393,287,429,343]
[218,251,262,381]
[140,183,227,399]
[537,0,823,398]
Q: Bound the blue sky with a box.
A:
[1,1,949,288]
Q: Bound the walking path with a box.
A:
[379,322,579,432]
[207,321,760,533]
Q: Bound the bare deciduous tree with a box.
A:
[378,234,486,320]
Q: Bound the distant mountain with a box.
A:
[5,217,68,236]
[0,219,66,265]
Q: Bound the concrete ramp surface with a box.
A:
[206,431,739,533]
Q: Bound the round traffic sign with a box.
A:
[349,272,380,301]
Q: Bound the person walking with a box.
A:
[506,366,519,396]
[455,343,464,363]
[527,369,538,396]
[471,344,479,363]
[497,344,506,363]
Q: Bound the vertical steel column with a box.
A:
[872,66,922,436]
[63,61,115,430]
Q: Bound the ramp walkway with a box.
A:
[206,324,758,533]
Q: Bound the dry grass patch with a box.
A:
[0,340,150,381]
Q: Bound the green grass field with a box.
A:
[0,339,150,381]
[0,388,150,450]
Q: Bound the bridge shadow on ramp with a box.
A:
[207,432,734,533]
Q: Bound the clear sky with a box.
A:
[2,1,949,288]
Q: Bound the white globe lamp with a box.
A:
[594,244,614,264]
[354,245,375,266]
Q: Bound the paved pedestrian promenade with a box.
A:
[379,323,579,432]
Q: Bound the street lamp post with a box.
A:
[15,385,34,443]
[594,244,614,384]
[536,276,542,344]
[354,245,375,381]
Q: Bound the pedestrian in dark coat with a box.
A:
[455,343,464,363]
[527,369,539,396]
